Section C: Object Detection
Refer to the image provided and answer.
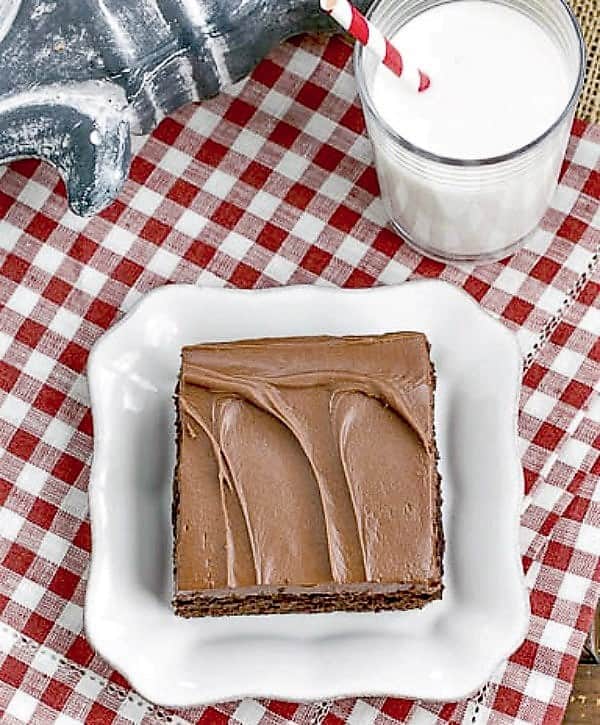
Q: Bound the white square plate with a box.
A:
[86,282,528,706]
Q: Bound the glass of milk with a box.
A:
[354,0,585,262]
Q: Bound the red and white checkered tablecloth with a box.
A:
[0,32,598,725]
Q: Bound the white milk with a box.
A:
[361,0,579,260]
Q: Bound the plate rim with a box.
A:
[85,281,530,706]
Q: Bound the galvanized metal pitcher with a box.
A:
[0,0,369,215]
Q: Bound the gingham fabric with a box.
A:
[0,33,598,725]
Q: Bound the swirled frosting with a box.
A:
[173,333,442,612]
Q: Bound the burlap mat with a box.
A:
[570,0,599,123]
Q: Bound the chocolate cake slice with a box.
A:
[172,332,443,617]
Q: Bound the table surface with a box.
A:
[0,33,598,725]
[564,663,600,722]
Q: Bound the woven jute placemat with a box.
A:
[570,0,599,123]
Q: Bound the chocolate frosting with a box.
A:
[174,333,440,595]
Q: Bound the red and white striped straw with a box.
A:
[321,0,430,92]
